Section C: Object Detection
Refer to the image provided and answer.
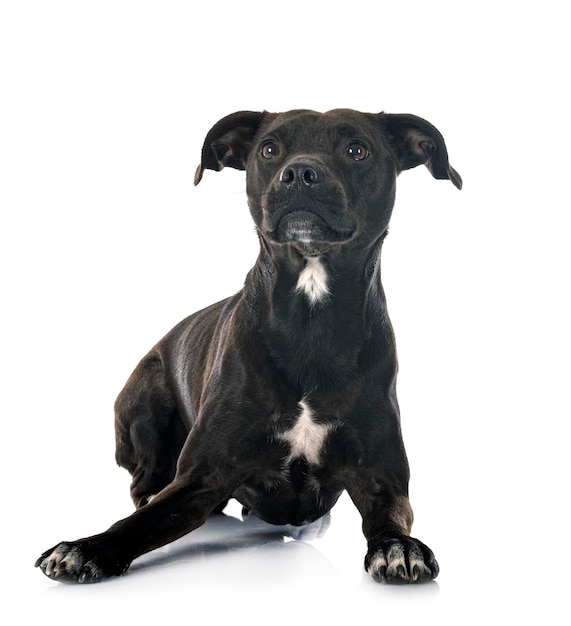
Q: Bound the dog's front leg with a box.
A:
[348,482,439,584]
[35,472,235,583]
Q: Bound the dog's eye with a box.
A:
[346,142,369,161]
[261,141,280,159]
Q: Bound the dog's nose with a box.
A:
[279,161,322,187]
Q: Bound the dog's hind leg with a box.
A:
[114,353,188,508]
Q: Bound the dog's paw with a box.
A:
[35,540,129,584]
[365,536,439,583]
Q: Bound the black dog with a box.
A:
[36,108,461,584]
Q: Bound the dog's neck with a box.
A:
[251,231,388,305]
[243,235,390,393]
[295,256,331,306]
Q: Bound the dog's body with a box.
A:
[36,108,461,584]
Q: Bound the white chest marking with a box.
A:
[296,257,330,305]
[279,400,331,465]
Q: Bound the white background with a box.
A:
[1,1,569,623]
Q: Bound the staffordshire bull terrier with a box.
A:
[36,108,461,584]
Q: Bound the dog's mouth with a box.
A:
[269,209,355,254]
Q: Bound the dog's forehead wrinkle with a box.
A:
[258,110,317,140]
[259,110,373,150]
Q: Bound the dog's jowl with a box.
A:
[36,109,461,584]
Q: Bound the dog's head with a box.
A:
[195,109,461,256]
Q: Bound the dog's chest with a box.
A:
[277,400,332,465]
[238,399,340,525]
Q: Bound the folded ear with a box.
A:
[194,111,267,185]
[379,113,462,189]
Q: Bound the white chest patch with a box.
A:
[279,400,331,465]
[296,257,330,305]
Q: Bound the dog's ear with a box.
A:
[378,113,462,190]
[194,111,267,185]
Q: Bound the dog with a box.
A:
[36,108,461,584]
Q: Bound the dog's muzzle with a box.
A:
[262,159,356,252]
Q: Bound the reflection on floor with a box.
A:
[130,507,332,576]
